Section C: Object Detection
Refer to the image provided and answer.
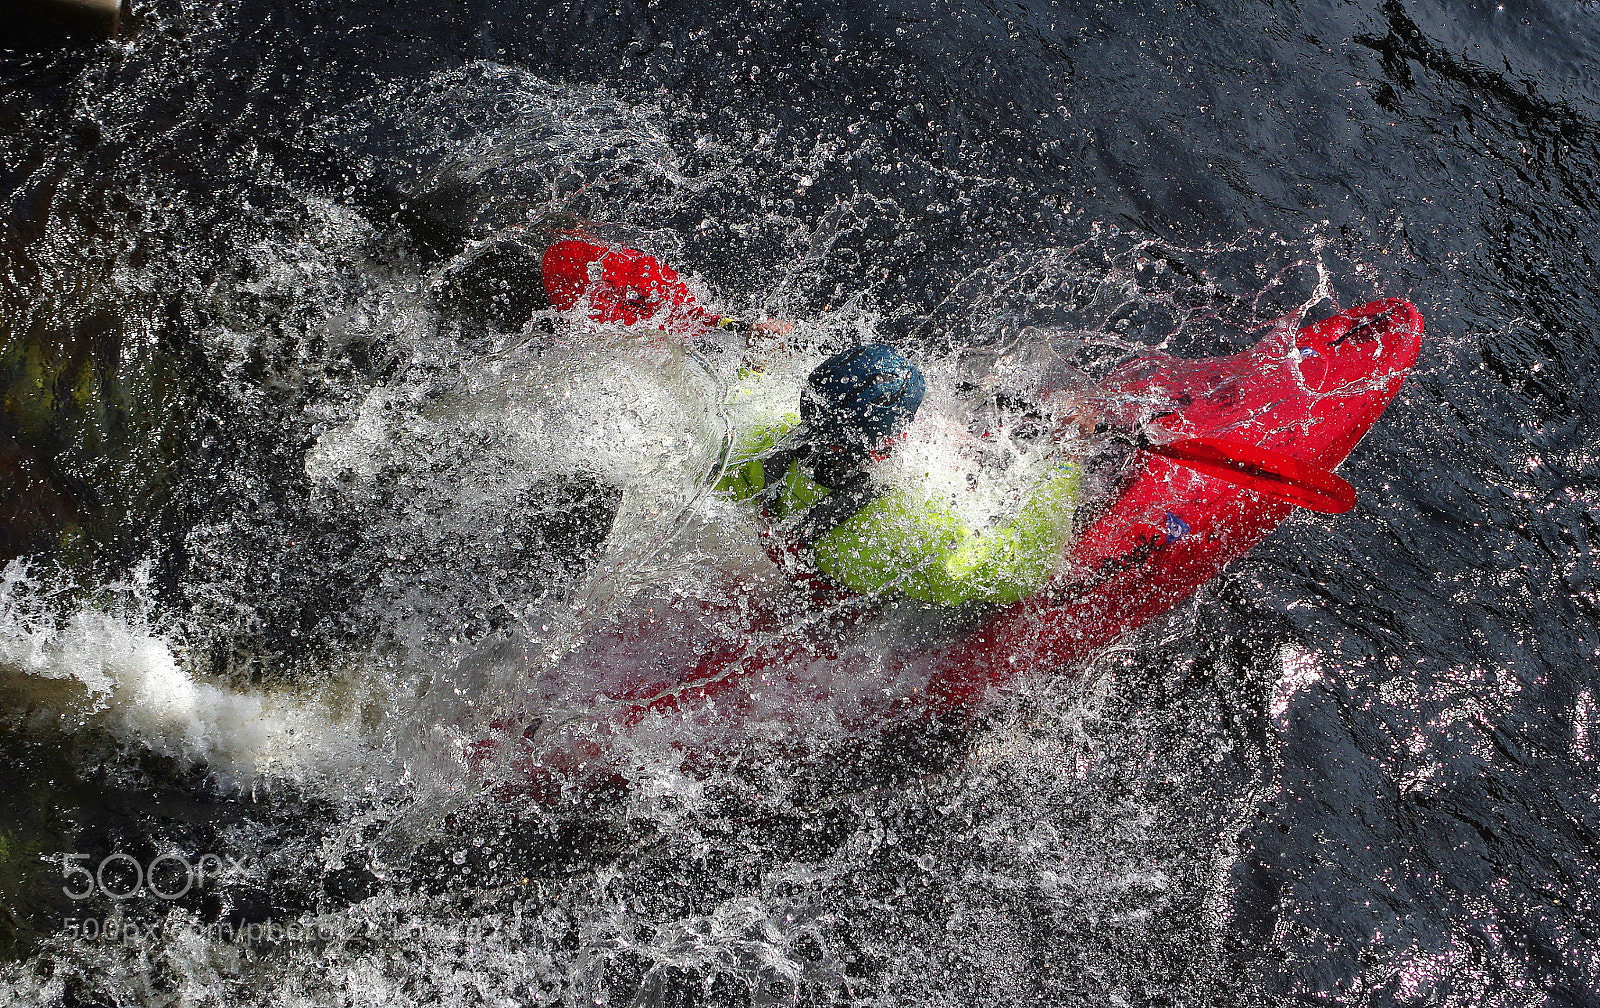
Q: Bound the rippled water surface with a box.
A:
[2,0,1598,1004]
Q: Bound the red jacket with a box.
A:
[541,239,722,337]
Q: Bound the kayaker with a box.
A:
[716,345,1083,607]
[535,237,1083,605]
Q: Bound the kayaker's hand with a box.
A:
[750,317,793,339]
[739,318,794,370]
[1051,396,1105,438]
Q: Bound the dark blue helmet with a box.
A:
[801,345,926,449]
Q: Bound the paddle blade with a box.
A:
[1147,437,1357,514]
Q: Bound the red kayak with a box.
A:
[612,297,1422,720]
[484,242,1421,780]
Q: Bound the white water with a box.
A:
[0,564,376,785]
[0,44,1361,1007]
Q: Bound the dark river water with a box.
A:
[2,0,1598,1004]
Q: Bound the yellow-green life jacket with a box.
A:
[715,416,1080,606]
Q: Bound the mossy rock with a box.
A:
[0,252,200,570]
